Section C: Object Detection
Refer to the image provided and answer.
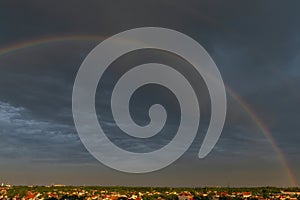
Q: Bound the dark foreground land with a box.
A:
[1,185,300,200]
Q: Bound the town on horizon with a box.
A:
[1,185,300,200]
[1,0,300,193]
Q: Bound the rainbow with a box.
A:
[0,35,297,186]
[227,87,297,186]
[0,35,106,57]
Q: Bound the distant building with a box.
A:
[178,192,193,200]
[243,192,252,198]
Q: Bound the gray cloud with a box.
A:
[0,0,299,186]
[0,101,93,164]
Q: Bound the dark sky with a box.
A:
[0,1,300,187]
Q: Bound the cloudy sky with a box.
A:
[0,1,300,187]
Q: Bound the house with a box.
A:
[243,192,252,198]
[178,192,193,200]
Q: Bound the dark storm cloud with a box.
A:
[0,0,300,186]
